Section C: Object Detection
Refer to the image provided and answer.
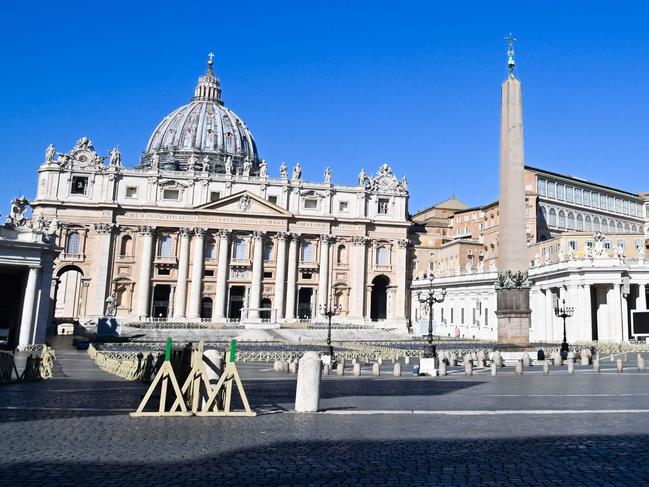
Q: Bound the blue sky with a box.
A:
[1,1,648,214]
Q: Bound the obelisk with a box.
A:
[495,34,531,347]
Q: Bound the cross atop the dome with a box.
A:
[208,51,214,65]
[505,33,517,78]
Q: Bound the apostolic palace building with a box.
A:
[3,53,649,348]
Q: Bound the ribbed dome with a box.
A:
[140,54,259,173]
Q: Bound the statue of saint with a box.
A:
[225,156,233,175]
[105,294,117,317]
[243,157,252,176]
[109,147,122,167]
[324,166,331,184]
[45,144,56,164]
[7,196,28,227]
[258,159,268,178]
[292,163,302,181]
[280,161,288,179]
[150,153,160,170]
[358,168,367,185]
[187,153,197,171]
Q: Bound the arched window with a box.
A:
[337,245,347,264]
[119,235,132,256]
[200,297,213,319]
[302,241,314,262]
[558,210,566,228]
[66,232,81,254]
[549,208,557,226]
[584,215,592,232]
[593,217,600,232]
[158,235,173,257]
[617,221,623,233]
[567,212,575,230]
[376,245,389,266]
[205,239,216,259]
[233,237,246,260]
[576,214,584,231]
[632,224,638,233]
[601,219,609,234]
[541,206,547,218]
[263,242,273,261]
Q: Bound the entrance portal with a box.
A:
[55,265,83,319]
[0,266,27,349]
[297,288,313,319]
[370,275,389,321]
[151,285,171,318]
[260,298,272,320]
[228,286,246,320]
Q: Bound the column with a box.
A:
[273,233,288,319]
[622,285,630,342]
[609,283,623,341]
[317,235,332,309]
[87,223,114,316]
[168,285,175,317]
[285,234,299,320]
[544,288,555,341]
[173,228,191,318]
[578,284,593,341]
[350,237,367,319]
[18,266,40,348]
[135,225,155,318]
[214,229,231,319]
[394,239,409,320]
[529,287,544,338]
[33,255,56,344]
[248,231,265,319]
[187,228,205,319]
[637,283,647,311]
[566,284,578,343]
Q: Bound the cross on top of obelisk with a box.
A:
[505,33,517,77]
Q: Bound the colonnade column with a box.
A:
[33,255,56,344]
[273,232,288,319]
[544,288,555,341]
[173,228,191,319]
[317,235,332,309]
[350,237,367,319]
[285,234,299,320]
[248,231,265,319]
[88,223,115,316]
[187,228,205,319]
[395,239,409,320]
[214,229,231,320]
[609,283,623,341]
[565,284,579,343]
[135,226,155,318]
[578,284,592,341]
[18,266,40,348]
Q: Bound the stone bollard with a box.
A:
[522,352,531,368]
[449,352,458,367]
[493,351,503,367]
[289,361,299,374]
[378,357,383,366]
[580,350,590,366]
[405,356,410,365]
[351,358,357,365]
[393,362,402,377]
[543,360,550,375]
[491,362,497,376]
[617,359,624,373]
[336,360,345,376]
[567,359,575,375]
[372,362,381,377]
[282,360,290,373]
[610,354,615,362]
[273,360,282,372]
[624,352,629,362]
[464,359,473,376]
[553,352,562,367]
[515,360,523,375]
[638,354,646,372]
[323,364,331,375]
[295,352,321,413]
[439,360,447,376]
[352,363,361,376]
[593,355,600,373]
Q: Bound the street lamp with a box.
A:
[554,298,574,359]
[416,273,447,358]
[319,294,342,359]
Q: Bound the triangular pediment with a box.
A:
[195,191,292,217]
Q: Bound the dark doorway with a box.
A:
[228,286,245,320]
[370,275,389,321]
[260,298,272,320]
[297,288,313,319]
[200,297,213,320]
[0,266,27,349]
[151,285,171,318]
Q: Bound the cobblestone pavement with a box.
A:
[2,350,649,485]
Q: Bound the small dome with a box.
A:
[141,54,259,173]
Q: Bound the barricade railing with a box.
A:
[0,345,56,383]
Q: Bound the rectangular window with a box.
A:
[623,200,630,215]
[537,179,546,196]
[586,240,593,249]
[301,272,312,280]
[604,240,612,250]
[583,191,591,206]
[378,198,389,214]
[617,240,625,249]
[204,269,215,277]
[125,187,138,198]
[556,184,565,200]
[565,186,574,203]
[210,191,220,202]
[339,201,349,212]
[71,176,88,195]
[547,182,556,198]
[263,271,273,279]
[569,240,577,251]
[601,194,608,210]
[268,195,278,205]
[614,198,621,213]
[157,268,171,276]
[163,189,179,200]
[304,198,318,209]
[575,188,582,205]
[636,239,643,250]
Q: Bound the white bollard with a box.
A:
[405,356,410,365]
[617,359,624,373]
[449,352,458,367]
[289,361,299,374]
[336,361,345,376]
[493,351,502,367]
[439,360,447,376]
[372,362,381,377]
[295,352,321,413]
[464,359,473,376]
[567,359,574,374]
[637,354,645,372]
[553,352,562,367]
[273,360,281,372]
[522,352,531,368]
[378,357,383,366]
[491,362,497,376]
[282,360,290,373]
[351,358,357,365]
[323,364,331,376]
[543,360,550,375]
[515,360,523,375]
[353,363,361,376]
[393,362,402,377]
[593,355,600,373]
[580,350,590,366]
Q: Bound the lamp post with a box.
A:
[319,294,342,359]
[554,298,574,359]
[417,273,447,358]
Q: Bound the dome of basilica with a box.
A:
[140,54,259,173]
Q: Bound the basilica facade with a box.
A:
[31,58,411,327]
